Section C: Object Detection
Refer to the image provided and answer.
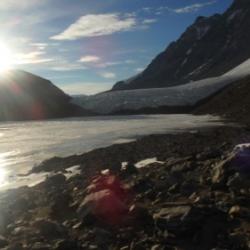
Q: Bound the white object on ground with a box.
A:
[135,157,164,169]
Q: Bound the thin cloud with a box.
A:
[79,55,101,63]
[0,0,47,10]
[15,51,54,65]
[99,72,116,79]
[172,1,217,14]
[30,43,48,50]
[143,1,217,16]
[142,19,157,24]
[51,13,137,40]
[135,67,145,73]
[46,59,88,71]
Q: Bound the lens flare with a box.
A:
[0,42,13,73]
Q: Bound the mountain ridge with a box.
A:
[112,0,250,91]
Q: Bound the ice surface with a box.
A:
[0,115,224,191]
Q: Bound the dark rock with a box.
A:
[54,239,79,250]
[92,228,114,247]
[0,235,8,248]
[4,243,24,250]
[33,219,67,239]
[128,204,154,228]
[31,242,51,250]
[44,174,66,188]
[121,162,138,178]
[154,205,204,235]
[49,192,72,219]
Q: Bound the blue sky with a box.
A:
[0,0,233,95]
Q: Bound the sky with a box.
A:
[0,0,233,95]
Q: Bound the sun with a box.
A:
[0,42,13,73]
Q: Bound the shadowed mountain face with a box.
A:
[112,0,250,91]
[0,70,88,121]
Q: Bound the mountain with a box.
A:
[112,0,250,91]
[0,70,91,121]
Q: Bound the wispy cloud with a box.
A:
[15,51,53,65]
[0,0,47,10]
[141,1,217,15]
[30,43,49,51]
[142,19,157,24]
[173,1,217,14]
[79,55,101,63]
[99,71,116,79]
[60,82,113,95]
[51,13,137,40]
[50,63,86,72]
[135,67,145,73]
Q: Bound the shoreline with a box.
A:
[1,125,250,249]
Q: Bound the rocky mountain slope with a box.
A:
[0,70,90,121]
[194,75,250,126]
[113,0,250,91]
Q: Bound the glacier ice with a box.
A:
[73,58,250,114]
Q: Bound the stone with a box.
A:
[227,173,250,191]
[212,154,235,186]
[128,204,154,228]
[120,246,129,250]
[121,162,138,178]
[54,240,79,250]
[33,219,67,239]
[44,174,66,188]
[31,242,51,250]
[151,245,161,250]
[93,228,114,246]
[228,205,241,218]
[153,205,204,235]
[0,235,8,248]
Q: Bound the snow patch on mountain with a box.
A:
[195,25,210,40]
[227,9,242,22]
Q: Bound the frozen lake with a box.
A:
[0,114,224,190]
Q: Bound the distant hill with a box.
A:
[0,70,92,121]
[112,0,250,91]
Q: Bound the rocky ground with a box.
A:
[194,76,250,127]
[1,126,250,249]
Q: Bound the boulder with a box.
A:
[32,219,67,239]
[0,235,8,248]
[153,205,204,235]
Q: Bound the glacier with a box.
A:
[73,59,250,114]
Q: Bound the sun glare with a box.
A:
[0,42,13,73]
